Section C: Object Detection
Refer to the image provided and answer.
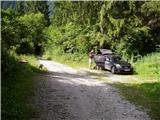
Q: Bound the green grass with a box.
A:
[113,81,160,120]
[2,53,41,120]
[44,50,89,68]
[113,52,160,120]
[134,52,160,80]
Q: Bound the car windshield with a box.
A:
[111,56,121,62]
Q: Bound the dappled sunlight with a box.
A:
[32,60,151,120]
[41,71,108,87]
[84,68,159,85]
[35,69,150,120]
[83,69,137,84]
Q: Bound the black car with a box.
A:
[94,49,133,74]
[104,55,133,74]
[94,49,113,69]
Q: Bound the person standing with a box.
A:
[89,49,95,69]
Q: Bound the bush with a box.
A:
[2,51,40,120]
[134,52,160,80]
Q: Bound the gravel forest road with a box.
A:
[32,60,150,120]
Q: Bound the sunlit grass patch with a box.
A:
[134,52,160,81]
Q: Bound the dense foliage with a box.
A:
[1,1,50,119]
[1,1,50,55]
[46,1,160,59]
[2,1,50,76]
[2,1,160,63]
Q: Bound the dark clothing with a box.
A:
[89,51,95,59]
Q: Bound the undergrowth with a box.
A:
[134,52,160,81]
[2,51,41,120]
[44,49,89,68]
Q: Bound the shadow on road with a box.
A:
[32,69,151,120]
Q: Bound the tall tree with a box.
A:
[47,1,160,57]
[15,1,27,16]
[36,1,50,26]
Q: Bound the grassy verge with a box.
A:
[44,50,90,68]
[134,52,160,80]
[113,81,160,120]
[2,53,41,120]
[113,53,160,120]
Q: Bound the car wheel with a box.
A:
[111,66,116,74]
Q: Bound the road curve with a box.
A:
[31,60,150,120]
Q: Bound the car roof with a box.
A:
[100,49,113,55]
[105,54,120,59]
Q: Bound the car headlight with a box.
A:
[115,64,122,68]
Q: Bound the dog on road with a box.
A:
[39,64,43,70]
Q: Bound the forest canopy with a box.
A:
[1,1,160,59]
[47,1,160,59]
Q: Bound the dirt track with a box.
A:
[31,60,150,120]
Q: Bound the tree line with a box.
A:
[1,1,50,77]
[1,1,160,61]
[48,1,160,59]
[1,1,50,55]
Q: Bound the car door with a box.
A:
[104,57,112,70]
